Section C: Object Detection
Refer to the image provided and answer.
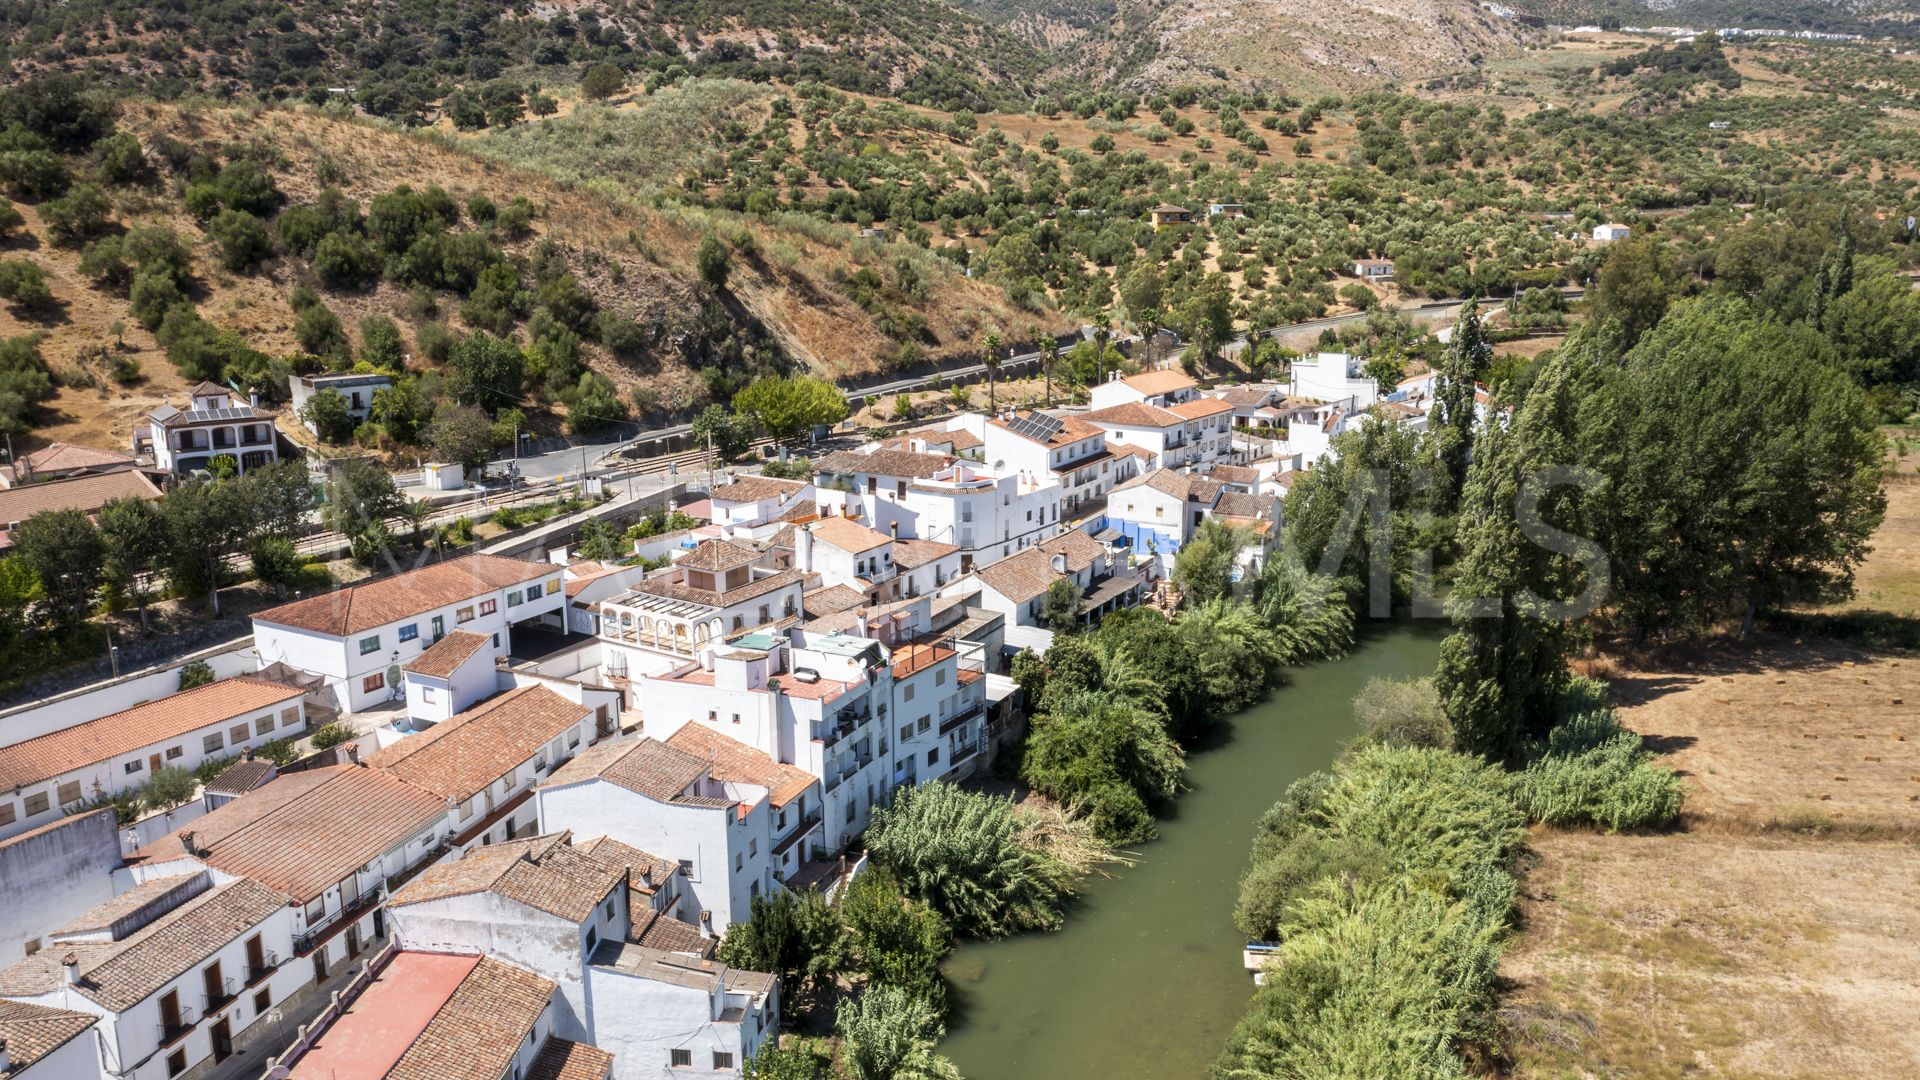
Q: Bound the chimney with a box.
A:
[889,521,899,540]
[248,387,261,409]
[345,744,361,766]
[1050,551,1068,574]
[240,745,254,762]
[180,830,198,857]
[795,525,814,574]
[0,1035,10,1072]
[61,953,80,985]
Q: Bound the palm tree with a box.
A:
[982,330,1003,414]
[1028,322,1055,407]
[400,500,433,549]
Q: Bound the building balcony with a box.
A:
[157,1006,200,1048]
[203,977,238,1014]
[246,953,280,988]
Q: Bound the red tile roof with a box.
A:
[400,629,492,679]
[665,725,815,808]
[542,739,711,804]
[708,476,808,503]
[806,517,890,554]
[389,833,626,923]
[814,448,953,478]
[1167,397,1233,420]
[1119,369,1197,396]
[890,538,960,570]
[369,685,588,801]
[527,1038,615,1080]
[289,951,481,1080]
[976,531,1108,604]
[1086,402,1182,428]
[0,878,289,1012]
[0,470,164,549]
[131,765,447,903]
[0,676,303,791]
[388,955,555,1080]
[255,555,551,637]
[0,999,98,1070]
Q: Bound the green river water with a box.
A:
[940,625,1444,1080]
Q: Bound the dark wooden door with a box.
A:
[210,1017,232,1061]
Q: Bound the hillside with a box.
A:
[0,0,1051,113]
[957,0,1545,91]
[0,91,1059,455]
[1514,0,1920,36]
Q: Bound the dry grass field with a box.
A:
[1499,457,1920,1078]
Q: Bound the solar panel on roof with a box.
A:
[1007,412,1064,443]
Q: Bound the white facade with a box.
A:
[0,880,310,1080]
[289,372,392,436]
[143,386,280,476]
[981,413,1131,518]
[818,460,1062,572]
[0,681,306,842]
[1593,223,1631,242]
[536,754,777,934]
[1288,352,1379,411]
[388,873,626,1042]
[251,558,565,715]
[588,945,776,1080]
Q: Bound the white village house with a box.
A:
[251,554,565,715]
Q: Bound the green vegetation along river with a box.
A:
[940,624,1444,1078]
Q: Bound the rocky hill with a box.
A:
[0,0,1051,113]
[958,0,1544,92]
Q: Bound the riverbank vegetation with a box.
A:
[723,784,1113,1077]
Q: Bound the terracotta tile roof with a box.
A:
[203,758,277,797]
[0,999,98,1071]
[187,380,228,398]
[677,538,761,572]
[1113,468,1224,505]
[804,583,868,616]
[0,676,303,791]
[1085,402,1181,428]
[0,470,163,549]
[987,410,1104,448]
[527,1038,616,1080]
[542,739,711,804]
[563,563,633,598]
[1120,369,1197,396]
[130,765,447,903]
[630,908,713,957]
[55,872,208,936]
[890,537,960,570]
[387,956,557,1080]
[254,555,550,637]
[369,686,587,801]
[1204,464,1259,485]
[665,725,814,808]
[813,448,953,479]
[400,629,492,679]
[390,832,625,923]
[0,878,288,1012]
[577,835,680,896]
[10,441,135,476]
[1216,387,1275,409]
[628,567,804,609]
[1149,203,1190,215]
[1214,491,1279,520]
[976,531,1108,605]
[806,517,890,554]
[1167,397,1233,420]
[708,476,808,503]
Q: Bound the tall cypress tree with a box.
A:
[1432,298,1492,514]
